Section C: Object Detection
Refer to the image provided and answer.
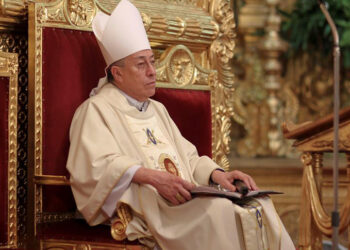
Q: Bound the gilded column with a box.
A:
[231,0,271,157]
[258,0,288,156]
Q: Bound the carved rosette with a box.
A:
[0,51,18,248]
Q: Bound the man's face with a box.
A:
[111,49,156,102]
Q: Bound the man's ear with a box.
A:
[110,66,123,83]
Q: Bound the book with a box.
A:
[190,186,283,205]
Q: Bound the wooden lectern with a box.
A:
[283,107,350,250]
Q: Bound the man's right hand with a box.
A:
[132,167,195,205]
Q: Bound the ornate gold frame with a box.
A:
[28,0,236,247]
[0,51,18,248]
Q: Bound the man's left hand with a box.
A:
[210,169,258,192]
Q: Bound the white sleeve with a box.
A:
[101,165,141,217]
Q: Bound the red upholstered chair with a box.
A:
[27,1,234,249]
[0,52,18,248]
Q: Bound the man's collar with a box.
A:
[117,88,149,112]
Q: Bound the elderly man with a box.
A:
[67,0,294,249]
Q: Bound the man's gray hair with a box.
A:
[107,58,125,83]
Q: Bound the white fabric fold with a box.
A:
[102,165,141,217]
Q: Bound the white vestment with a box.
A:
[67,83,295,250]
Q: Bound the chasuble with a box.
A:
[67,83,294,250]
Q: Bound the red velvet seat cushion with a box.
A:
[0,77,9,245]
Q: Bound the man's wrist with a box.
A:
[209,168,225,185]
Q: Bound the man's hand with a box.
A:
[132,167,195,205]
[210,169,258,192]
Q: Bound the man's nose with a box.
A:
[146,63,156,77]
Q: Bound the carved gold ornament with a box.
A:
[156,45,211,87]
[168,47,194,85]
[111,203,133,241]
[0,51,18,248]
[168,48,194,85]
[65,0,96,27]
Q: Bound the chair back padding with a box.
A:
[42,28,105,177]
[153,88,211,157]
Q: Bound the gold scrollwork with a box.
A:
[208,0,236,169]
[210,0,235,65]
[111,203,133,241]
[210,73,232,170]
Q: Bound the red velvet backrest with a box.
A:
[153,88,212,157]
[41,28,105,212]
[41,28,212,213]
[0,77,9,245]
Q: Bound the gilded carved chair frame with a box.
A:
[27,0,235,248]
[0,51,18,249]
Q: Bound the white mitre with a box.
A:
[92,0,150,65]
[90,0,151,96]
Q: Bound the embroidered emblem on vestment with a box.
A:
[145,128,158,145]
[158,153,180,176]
